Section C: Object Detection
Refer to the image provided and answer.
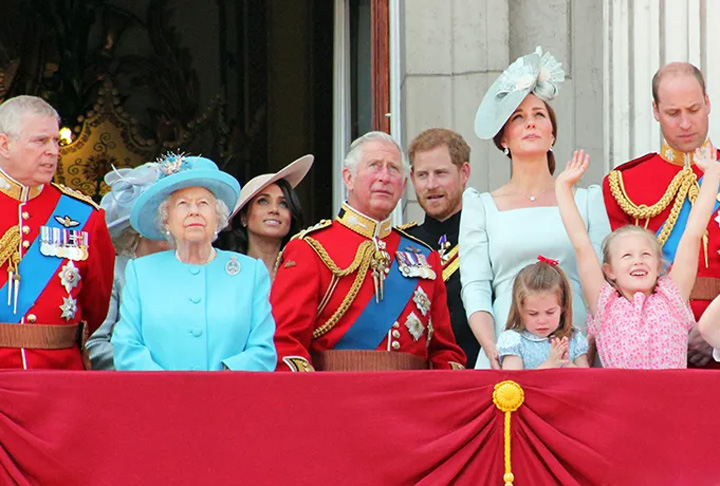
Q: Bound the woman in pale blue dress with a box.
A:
[459,47,610,369]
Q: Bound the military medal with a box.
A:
[370,239,390,303]
[59,295,78,321]
[225,255,241,276]
[437,234,452,264]
[396,246,437,280]
[58,261,81,293]
[413,287,431,316]
[404,311,424,341]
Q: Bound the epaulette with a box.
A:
[396,221,419,231]
[394,226,433,251]
[51,183,101,210]
[608,152,657,173]
[290,219,333,241]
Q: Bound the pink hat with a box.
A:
[232,154,314,217]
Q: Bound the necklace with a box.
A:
[521,188,549,202]
[175,247,216,264]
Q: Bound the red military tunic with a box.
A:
[602,141,720,322]
[271,203,466,371]
[0,169,115,369]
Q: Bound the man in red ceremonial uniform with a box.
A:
[603,62,719,367]
[271,131,466,371]
[0,95,114,369]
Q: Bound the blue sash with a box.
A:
[0,195,92,321]
[656,175,720,263]
[335,235,425,350]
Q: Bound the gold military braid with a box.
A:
[304,238,376,339]
[0,227,21,273]
[608,168,708,265]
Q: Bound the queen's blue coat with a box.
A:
[112,249,276,371]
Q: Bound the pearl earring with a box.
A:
[549,146,554,152]
[503,147,509,156]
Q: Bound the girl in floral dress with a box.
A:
[556,147,720,368]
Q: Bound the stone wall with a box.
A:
[401,0,605,223]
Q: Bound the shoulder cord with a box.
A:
[608,168,707,265]
[304,237,375,339]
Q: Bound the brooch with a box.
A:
[225,256,241,276]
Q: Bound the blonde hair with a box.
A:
[601,225,665,284]
[506,261,574,339]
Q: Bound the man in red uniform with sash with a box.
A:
[271,131,466,371]
[603,62,719,367]
[0,95,114,369]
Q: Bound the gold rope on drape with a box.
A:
[493,380,525,486]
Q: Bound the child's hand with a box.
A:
[555,150,590,188]
[693,143,719,175]
[547,337,570,368]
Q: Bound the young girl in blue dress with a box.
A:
[497,257,590,369]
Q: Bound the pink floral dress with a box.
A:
[587,277,694,369]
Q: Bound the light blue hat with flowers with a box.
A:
[130,153,241,240]
[474,46,565,140]
[100,163,161,238]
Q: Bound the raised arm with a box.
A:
[555,150,606,316]
[670,144,720,301]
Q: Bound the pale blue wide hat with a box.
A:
[474,46,565,140]
[100,163,161,238]
[130,154,241,240]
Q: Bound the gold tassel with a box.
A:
[493,380,525,486]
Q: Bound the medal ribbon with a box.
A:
[0,195,92,321]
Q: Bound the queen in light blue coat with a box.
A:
[111,154,276,371]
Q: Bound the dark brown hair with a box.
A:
[506,261,574,339]
[215,178,304,254]
[408,128,471,169]
[492,99,558,174]
[652,62,707,105]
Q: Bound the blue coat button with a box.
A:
[191,328,203,337]
[190,267,200,275]
[189,296,201,304]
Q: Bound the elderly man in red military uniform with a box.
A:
[603,62,719,367]
[0,95,114,369]
[271,131,466,371]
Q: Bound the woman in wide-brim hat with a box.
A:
[219,154,313,279]
[86,163,172,370]
[111,154,277,371]
[459,47,611,369]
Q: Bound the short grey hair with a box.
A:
[157,193,231,245]
[0,95,61,139]
[343,131,410,178]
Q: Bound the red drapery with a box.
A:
[0,369,717,485]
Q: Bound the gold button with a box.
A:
[26,314,37,323]
[21,211,29,219]
[22,240,29,249]
[392,321,400,329]
[391,330,401,339]
[391,341,400,350]
[22,226,30,234]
